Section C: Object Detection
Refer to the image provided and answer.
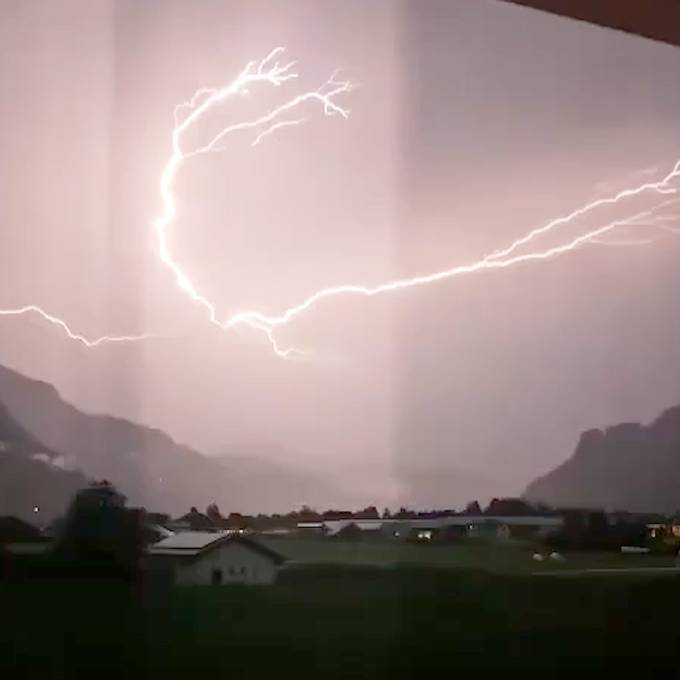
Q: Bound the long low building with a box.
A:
[298,515,563,540]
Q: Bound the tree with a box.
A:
[298,505,321,522]
[464,501,481,515]
[206,503,223,523]
[53,481,143,579]
[356,505,379,519]
[382,507,391,519]
[485,498,535,516]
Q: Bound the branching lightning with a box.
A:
[0,306,155,347]
[225,200,679,343]
[1,47,679,358]
[153,47,352,358]
[152,48,679,357]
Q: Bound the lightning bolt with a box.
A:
[0,306,155,347]
[226,200,679,346]
[2,47,678,359]
[153,48,679,357]
[153,47,352,358]
[483,161,680,262]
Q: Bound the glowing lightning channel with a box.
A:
[0,306,155,347]
[3,47,679,357]
[152,47,352,357]
[153,48,680,358]
[483,161,680,262]
[225,200,679,343]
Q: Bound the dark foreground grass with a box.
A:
[259,535,676,572]
[2,566,680,678]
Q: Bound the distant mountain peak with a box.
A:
[524,403,680,513]
[0,363,342,518]
[0,396,89,523]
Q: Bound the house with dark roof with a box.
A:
[0,516,42,544]
[167,507,216,533]
[148,532,286,585]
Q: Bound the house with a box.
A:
[167,507,217,532]
[148,532,286,585]
[297,521,326,536]
[0,516,42,544]
[324,520,383,537]
[141,524,175,546]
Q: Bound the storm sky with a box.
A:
[2,0,680,510]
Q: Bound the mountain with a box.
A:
[524,405,680,513]
[0,400,90,523]
[0,363,340,517]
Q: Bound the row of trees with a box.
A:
[172,497,555,531]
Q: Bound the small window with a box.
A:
[211,569,222,585]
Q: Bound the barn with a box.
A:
[148,532,285,585]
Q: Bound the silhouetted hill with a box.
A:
[0,400,89,522]
[0,364,340,516]
[524,405,680,513]
[0,399,47,454]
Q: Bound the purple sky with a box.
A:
[1,0,679,510]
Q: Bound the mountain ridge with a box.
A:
[0,399,90,522]
[524,404,680,513]
[0,363,341,517]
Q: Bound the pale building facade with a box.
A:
[149,532,285,585]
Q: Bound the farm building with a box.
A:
[299,515,563,541]
[148,532,285,585]
[0,516,42,544]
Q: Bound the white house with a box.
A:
[148,532,286,585]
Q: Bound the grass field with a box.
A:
[259,535,676,573]
[2,565,680,677]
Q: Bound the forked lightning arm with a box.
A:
[0,306,155,347]
[1,48,678,356]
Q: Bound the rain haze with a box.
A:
[2,0,680,512]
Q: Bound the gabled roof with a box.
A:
[324,520,383,536]
[149,531,220,551]
[0,516,42,543]
[148,532,285,564]
[175,510,216,531]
